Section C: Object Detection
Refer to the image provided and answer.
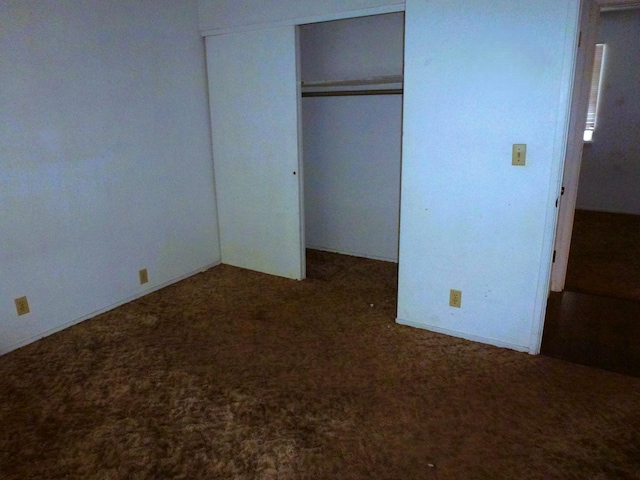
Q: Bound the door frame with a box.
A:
[529,0,597,354]
[550,0,600,293]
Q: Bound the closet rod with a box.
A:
[302,89,403,98]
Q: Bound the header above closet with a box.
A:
[299,13,405,97]
[198,0,405,36]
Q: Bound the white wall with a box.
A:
[198,0,404,34]
[397,0,579,350]
[576,8,640,214]
[302,96,402,261]
[300,14,404,262]
[299,13,404,82]
[0,0,220,354]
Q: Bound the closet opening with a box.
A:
[297,13,405,284]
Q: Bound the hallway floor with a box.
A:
[542,210,640,378]
[542,291,640,377]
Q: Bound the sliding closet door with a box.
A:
[205,27,304,280]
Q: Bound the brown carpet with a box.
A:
[1,251,639,479]
[565,209,640,302]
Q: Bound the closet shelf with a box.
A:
[301,75,403,97]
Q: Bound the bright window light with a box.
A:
[584,44,605,143]
[583,129,594,142]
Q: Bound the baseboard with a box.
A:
[395,318,530,353]
[306,245,398,263]
[0,261,222,356]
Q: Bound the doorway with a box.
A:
[542,3,640,377]
[297,13,405,277]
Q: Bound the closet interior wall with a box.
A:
[299,13,405,262]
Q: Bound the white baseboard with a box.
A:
[395,318,530,353]
[1,262,222,356]
[306,245,398,263]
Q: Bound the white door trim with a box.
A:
[550,0,600,293]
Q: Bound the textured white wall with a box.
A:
[302,96,402,261]
[0,0,220,354]
[577,9,640,214]
[397,0,579,350]
[299,13,404,82]
[198,0,404,33]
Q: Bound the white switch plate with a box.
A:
[512,144,526,166]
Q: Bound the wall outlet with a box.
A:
[139,269,149,285]
[15,296,30,316]
[449,289,462,308]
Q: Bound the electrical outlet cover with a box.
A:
[449,289,462,308]
[15,296,30,316]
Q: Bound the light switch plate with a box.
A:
[139,269,149,284]
[512,144,526,166]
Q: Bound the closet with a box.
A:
[299,13,405,263]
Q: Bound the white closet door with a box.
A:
[205,27,304,280]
